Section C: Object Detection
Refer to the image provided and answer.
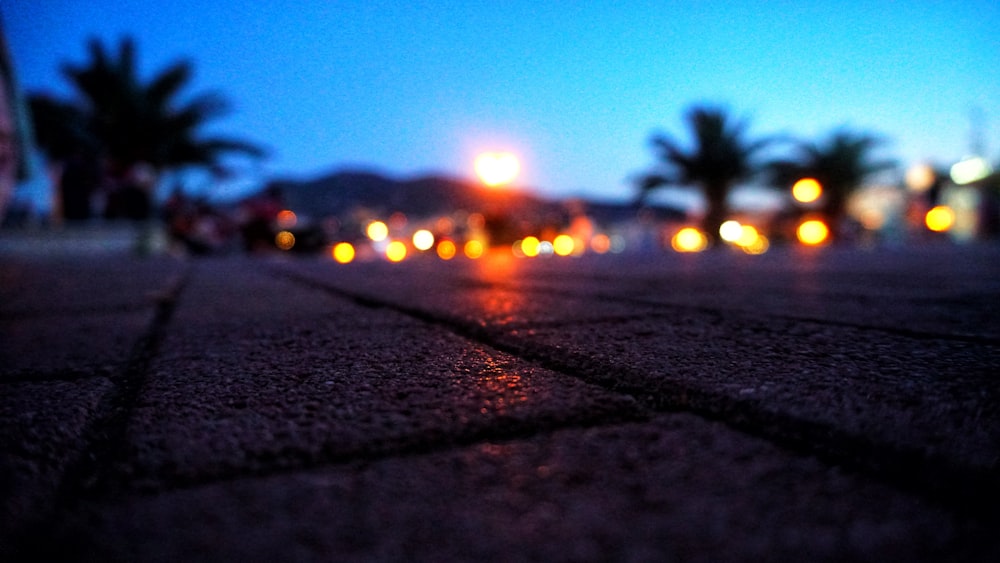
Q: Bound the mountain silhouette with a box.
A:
[263,169,685,230]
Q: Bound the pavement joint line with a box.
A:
[273,265,1000,521]
[42,266,191,499]
[112,400,649,497]
[0,302,155,321]
[442,275,1000,344]
[1,367,117,384]
[8,266,191,558]
[605,293,1000,345]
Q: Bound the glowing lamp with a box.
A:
[950,157,992,185]
[275,231,295,250]
[412,229,435,251]
[719,220,743,243]
[925,205,955,232]
[792,178,822,204]
[552,234,575,256]
[475,152,520,186]
[366,220,389,242]
[437,240,457,260]
[385,240,407,262]
[464,240,485,259]
[671,227,707,253]
[520,236,541,258]
[796,219,829,246]
[331,242,355,263]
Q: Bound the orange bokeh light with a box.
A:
[275,230,295,250]
[464,239,485,259]
[437,239,457,260]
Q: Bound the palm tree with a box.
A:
[30,37,264,218]
[638,105,772,242]
[62,36,264,174]
[767,129,895,240]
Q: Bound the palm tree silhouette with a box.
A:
[30,37,264,218]
[767,129,895,240]
[65,37,263,172]
[639,105,772,243]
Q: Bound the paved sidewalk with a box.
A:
[2,243,999,561]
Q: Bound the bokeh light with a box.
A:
[464,239,485,259]
[792,178,822,203]
[412,229,435,251]
[719,220,742,242]
[366,220,389,242]
[736,224,760,248]
[925,205,955,232]
[437,240,457,260]
[552,234,575,256]
[741,234,769,255]
[520,236,541,258]
[276,209,298,229]
[385,240,407,262]
[905,164,935,192]
[331,242,355,263]
[796,219,830,246]
[950,156,992,185]
[474,151,520,186]
[671,227,708,252]
[275,230,295,250]
[590,233,611,254]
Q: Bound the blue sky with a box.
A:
[4,1,998,203]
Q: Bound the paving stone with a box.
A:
[47,414,994,562]
[0,378,114,546]
[116,263,639,488]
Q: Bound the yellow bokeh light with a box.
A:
[925,205,955,232]
[366,220,389,242]
[736,224,760,247]
[412,229,435,251]
[520,236,541,258]
[742,234,769,255]
[590,233,611,254]
[719,220,743,242]
[797,219,830,246]
[275,230,295,250]
[385,240,407,262]
[437,240,457,260]
[552,234,575,256]
[464,239,485,259]
[792,178,822,204]
[331,242,355,264]
[474,151,520,187]
[671,227,707,253]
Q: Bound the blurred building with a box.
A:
[0,16,37,224]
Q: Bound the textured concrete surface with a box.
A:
[2,243,999,561]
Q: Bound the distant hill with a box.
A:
[262,169,685,228]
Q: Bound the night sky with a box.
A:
[4,1,998,203]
